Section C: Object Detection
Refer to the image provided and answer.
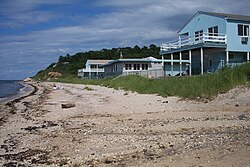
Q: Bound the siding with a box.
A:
[179,13,226,36]
[226,20,250,52]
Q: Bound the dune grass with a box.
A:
[55,63,250,98]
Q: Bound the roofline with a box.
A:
[86,60,113,65]
[177,11,200,34]
[225,18,250,22]
[101,58,162,67]
[177,11,250,34]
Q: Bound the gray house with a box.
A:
[102,57,164,78]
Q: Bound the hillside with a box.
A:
[33,44,160,80]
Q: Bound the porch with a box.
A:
[160,33,250,76]
[78,68,105,79]
[160,33,227,54]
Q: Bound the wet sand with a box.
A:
[0,82,249,166]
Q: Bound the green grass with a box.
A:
[53,63,250,99]
[83,86,94,91]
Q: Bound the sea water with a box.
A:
[0,80,24,101]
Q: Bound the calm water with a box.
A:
[0,80,24,99]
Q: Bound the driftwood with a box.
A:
[61,103,75,109]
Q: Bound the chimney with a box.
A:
[120,51,123,59]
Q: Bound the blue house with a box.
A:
[160,11,250,76]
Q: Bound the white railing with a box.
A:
[161,33,227,51]
[78,68,105,73]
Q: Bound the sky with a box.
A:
[0,0,250,80]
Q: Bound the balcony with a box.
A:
[78,68,105,73]
[160,33,227,52]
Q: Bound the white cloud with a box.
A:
[0,0,72,28]
[0,0,250,79]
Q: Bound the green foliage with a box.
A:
[83,86,94,91]
[33,44,160,80]
[54,63,250,99]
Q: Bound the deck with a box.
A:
[160,33,227,54]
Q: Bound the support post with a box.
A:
[247,52,249,62]
[161,55,164,67]
[89,71,91,79]
[179,52,182,76]
[171,53,173,76]
[161,54,164,77]
[97,65,99,79]
[226,51,229,65]
[189,50,192,76]
[201,47,204,75]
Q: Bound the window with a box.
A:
[125,64,128,70]
[125,64,132,70]
[244,25,249,36]
[90,65,97,68]
[195,30,203,41]
[113,64,118,72]
[238,24,243,36]
[208,26,218,36]
[133,64,140,70]
[142,64,148,70]
[181,32,189,36]
[238,24,249,36]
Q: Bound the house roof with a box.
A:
[86,59,113,65]
[201,11,250,21]
[178,11,250,33]
[101,57,161,67]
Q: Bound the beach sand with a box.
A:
[0,82,249,166]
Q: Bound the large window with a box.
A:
[90,65,97,68]
[195,30,203,41]
[125,64,132,70]
[133,64,140,70]
[238,24,249,36]
[142,64,148,70]
[208,26,218,36]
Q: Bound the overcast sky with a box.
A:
[0,0,250,80]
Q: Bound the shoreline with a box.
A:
[0,82,37,105]
[0,82,249,166]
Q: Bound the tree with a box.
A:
[149,44,157,49]
[133,45,141,54]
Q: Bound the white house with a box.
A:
[78,59,113,79]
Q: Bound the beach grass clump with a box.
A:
[83,86,94,91]
[54,63,250,98]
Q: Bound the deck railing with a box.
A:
[161,33,227,51]
[78,68,105,73]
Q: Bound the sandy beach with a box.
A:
[0,82,249,166]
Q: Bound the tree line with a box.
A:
[34,44,160,79]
